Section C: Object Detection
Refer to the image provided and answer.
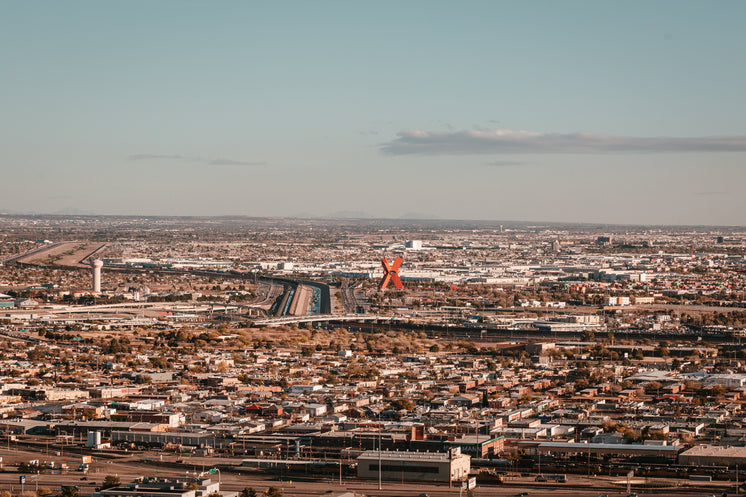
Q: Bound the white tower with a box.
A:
[91,259,103,293]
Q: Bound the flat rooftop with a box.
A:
[680,444,746,457]
[359,450,457,462]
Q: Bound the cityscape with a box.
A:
[3,1,746,496]
[0,215,745,496]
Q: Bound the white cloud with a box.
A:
[380,129,746,155]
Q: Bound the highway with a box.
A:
[2,242,65,265]
[4,243,333,321]
[340,280,364,314]
[6,241,107,268]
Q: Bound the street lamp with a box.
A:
[199,468,220,484]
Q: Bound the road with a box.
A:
[8,241,107,268]
[0,447,737,497]
[0,470,735,497]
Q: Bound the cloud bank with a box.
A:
[486,160,525,167]
[128,154,187,161]
[380,129,746,155]
[127,154,264,166]
[208,158,266,166]
[695,191,730,196]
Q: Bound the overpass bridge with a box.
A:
[252,314,408,327]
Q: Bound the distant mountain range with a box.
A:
[0,207,96,215]
[293,210,438,220]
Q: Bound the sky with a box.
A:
[2,1,746,226]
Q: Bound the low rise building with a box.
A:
[357,450,470,482]
[96,476,234,497]
[679,444,746,466]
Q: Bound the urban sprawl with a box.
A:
[1,215,746,497]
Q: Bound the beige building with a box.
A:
[357,450,470,483]
[679,444,746,466]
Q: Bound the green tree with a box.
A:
[18,462,42,474]
[102,475,121,489]
[240,488,257,497]
[644,381,662,395]
[709,384,726,397]
[61,487,80,497]
[390,398,414,411]
[150,356,169,369]
[134,375,152,384]
[264,487,283,497]
[27,348,45,362]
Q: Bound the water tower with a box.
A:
[91,259,103,293]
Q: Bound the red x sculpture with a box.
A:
[379,256,404,290]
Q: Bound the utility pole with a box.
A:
[626,470,633,495]
[378,417,382,491]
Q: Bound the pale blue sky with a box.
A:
[2,1,745,225]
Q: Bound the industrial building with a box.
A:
[519,441,682,464]
[679,445,746,466]
[444,435,504,458]
[95,476,234,497]
[111,430,232,448]
[356,450,470,483]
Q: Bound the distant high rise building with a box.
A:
[596,236,612,246]
[405,240,422,251]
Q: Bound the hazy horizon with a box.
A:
[2,1,746,226]
[1,210,745,230]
